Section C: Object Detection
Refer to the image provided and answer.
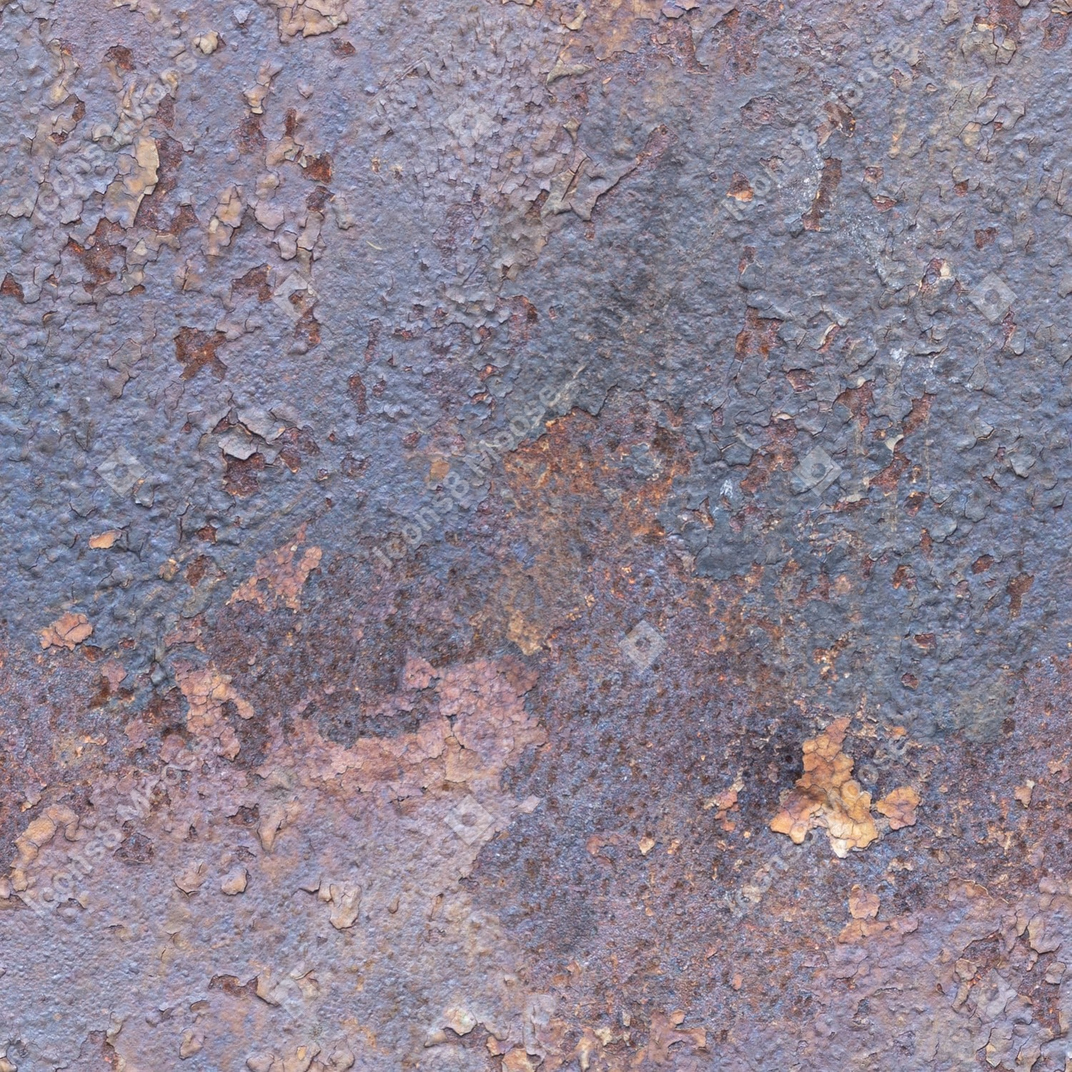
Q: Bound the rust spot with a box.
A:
[891,564,914,590]
[276,425,320,473]
[0,274,24,301]
[224,452,265,496]
[65,219,127,289]
[307,185,332,211]
[236,114,266,155]
[698,3,781,79]
[134,135,185,232]
[232,264,273,303]
[303,152,333,182]
[104,44,135,71]
[823,99,855,138]
[347,373,368,415]
[727,172,754,201]
[739,419,797,496]
[871,451,908,493]
[295,306,321,348]
[1007,572,1034,618]
[903,393,933,437]
[175,327,228,380]
[838,382,873,429]
[734,307,783,363]
[1043,14,1071,50]
[986,0,1024,41]
[802,157,842,231]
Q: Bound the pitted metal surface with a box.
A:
[3,0,1072,1068]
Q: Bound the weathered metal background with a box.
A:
[2,0,1072,1067]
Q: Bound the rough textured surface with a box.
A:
[2,0,1072,1068]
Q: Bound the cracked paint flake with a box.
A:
[3,0,1072,1068]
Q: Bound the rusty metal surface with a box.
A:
[2,0,1072,1068]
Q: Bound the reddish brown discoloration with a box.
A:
[802,157,842,231]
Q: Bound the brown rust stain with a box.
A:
[2,0,1072,1067]
[174,326,228,380]
[802,157,843,231]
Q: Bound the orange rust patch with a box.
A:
[771,716,920,857]
[228,526,323,611]
[40,612,93,651]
